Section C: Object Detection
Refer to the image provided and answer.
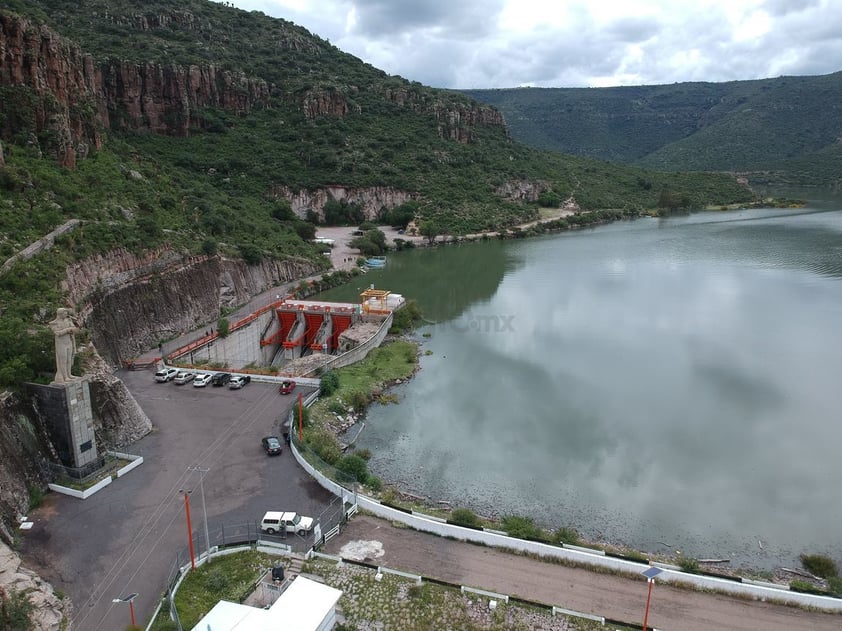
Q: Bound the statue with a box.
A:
[49,307,80,384]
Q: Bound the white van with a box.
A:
[260,511,314,535]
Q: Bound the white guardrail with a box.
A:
[290,437,842,612]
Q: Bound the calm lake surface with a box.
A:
[319,198,842,568]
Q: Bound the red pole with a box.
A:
[298,393,303,442]
[129,599,136,627]
[642,578,654,631]
[183,492,196,570]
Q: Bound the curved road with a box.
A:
[325,515,841,630]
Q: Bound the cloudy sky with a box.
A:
[225,0,842,89]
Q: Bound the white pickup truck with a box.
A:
[260,511,314,535]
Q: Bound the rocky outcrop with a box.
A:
[0,14,269,162]
[433,102,506,144]
[0,393,54,545]
[300,86,358,119]
[85,349,152,447]
[65,248,321,364]
[272,185,417,220]
[495,179,549,202]
[0,541,69,631]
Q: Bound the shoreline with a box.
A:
[314,203,828,588]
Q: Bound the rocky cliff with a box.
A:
[271,185,417,220]
[0,13,270,165]
[1,11,507,167]
[0,540,69,631]
[64,248,321,364]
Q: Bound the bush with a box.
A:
[827,576,842,596]
[307,429,342,465]
[790,579,829,595]
[354,448,372,460]
[389,299,422,334]
[217,317,230,338]
[366,476,382,492]
[335,454,370,484]
[501,515,543,540]
[347,390,369,413]
[552,526,580,545]
[28,485,44,510]
[201,239,218,256]
[678,557,700,574]
[0,588,35,631]
[320,371,339,396]
[801,554,838,578]
[450,508,481,528]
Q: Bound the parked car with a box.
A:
[279,379,296,395]
[193,373,212,387]
[228,375,251,389]
[173,371,195,385]
[154,367,178,382]
[211,372,232,387]
[261,436,283,456]
[260,511,314,535]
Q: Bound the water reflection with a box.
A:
[317,239,519,322]
[349,203,842,568]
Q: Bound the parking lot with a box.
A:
[19,368,335,631]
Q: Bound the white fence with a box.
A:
[290,437,842,612]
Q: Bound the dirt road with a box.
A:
[325,515,840,631]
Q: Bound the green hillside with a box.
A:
[0,0,755,385]
[465,73,842,184]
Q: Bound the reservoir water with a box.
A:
[318,199,842,569]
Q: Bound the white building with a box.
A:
[191,576,342,631]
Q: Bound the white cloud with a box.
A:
[224,0,842,87]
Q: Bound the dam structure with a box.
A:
[164,287,405,377]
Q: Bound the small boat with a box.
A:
[365,256,386,268]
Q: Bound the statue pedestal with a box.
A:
[29,378,98,469]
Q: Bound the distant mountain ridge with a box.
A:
[464,72,842,185]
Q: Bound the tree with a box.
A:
[537,190,561,207]
[293,221,316,241]
[419,220,442,244]
[271,199,294,221]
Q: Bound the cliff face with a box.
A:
[271,185,417,220]
[63,248,321,364]
[0,14,269,164]
[0,540,69,631]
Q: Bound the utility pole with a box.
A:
[189,466,211,563]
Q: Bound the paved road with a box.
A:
[325,515,841,631]
[19,373,334,631]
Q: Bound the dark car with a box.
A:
[261,436,283,456]
[279,379,296,395]
[228,375,251,389]
[211,372,232,387]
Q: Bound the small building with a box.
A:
[191,576,342,631]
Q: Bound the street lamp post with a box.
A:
[180,489,196,570]
[641,566,663,631]
[188,466,211,563]
[112,592,138,627]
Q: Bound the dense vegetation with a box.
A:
[0,0,755,386]
[465,72,842,184]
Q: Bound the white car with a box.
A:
[260,511,314,535]
[173,371,195,385]
[154,367,178,382]
[193,373,212,387]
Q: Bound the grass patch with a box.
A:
[308,340,418,431]
[148,551,278,631]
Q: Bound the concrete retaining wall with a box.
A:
[304,313,393,376]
